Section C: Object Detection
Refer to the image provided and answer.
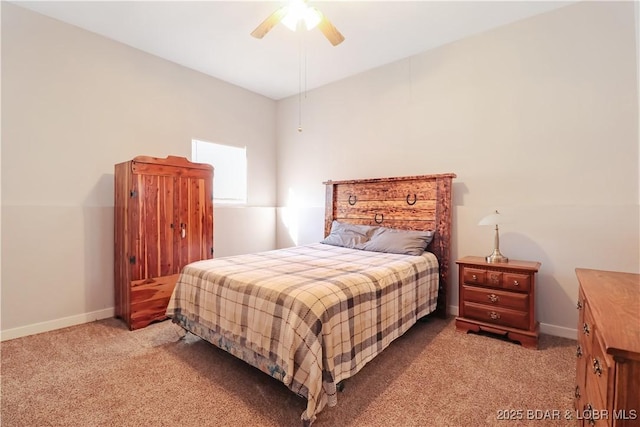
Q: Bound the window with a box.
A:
[192,139,247,204]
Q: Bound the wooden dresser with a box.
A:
[455,256,540,349]
[114,156,214,330]
[574,268,640,427]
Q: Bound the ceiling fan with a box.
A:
[250,0,345,46]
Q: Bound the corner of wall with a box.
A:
[1,1,4,339]
[636,0,640,203]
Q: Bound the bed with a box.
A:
[166,173,456,425]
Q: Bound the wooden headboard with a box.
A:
[323,173,456,318]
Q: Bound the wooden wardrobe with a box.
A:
[114,155,214,330]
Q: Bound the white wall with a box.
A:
[637,0,640,203]
[0,3,3,338]
[276,1,640,338]
[1,3,277,339]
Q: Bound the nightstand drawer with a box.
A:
[462,285,529,311]
[462,267,505,289]
[463,301,529,330]
[503,272,531,292]
[462,267,488,286]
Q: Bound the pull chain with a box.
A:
[298,42,302,132]
[297,31,308,133]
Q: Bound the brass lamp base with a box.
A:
[486,249,509,263]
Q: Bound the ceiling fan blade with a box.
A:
[251,6,288,39]
[317,12,344,46]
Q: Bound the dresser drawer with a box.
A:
[580,401,608,427]
[462,301,529,330]
[577,287,586,325]
[574,357,586,411]
[503,272,531,292]
[583,372,608,427]
[589,330,612,410]
[462,285,529,311]
[581,301,595,356]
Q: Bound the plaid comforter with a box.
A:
[166,243,439,425]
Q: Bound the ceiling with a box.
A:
[15,1,575,100]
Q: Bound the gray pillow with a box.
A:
[320,221,378,249]
[362,227,434,256]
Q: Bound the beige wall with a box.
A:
[637,0,640,203]
[2,1,638,340]
[1,3,278,338]
[276,1,640,337]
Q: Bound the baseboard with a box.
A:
[1,307,579,342]
[539,322,577,340]
[448,305,459,316]
[449,305,577,340]
[0,307,115,342]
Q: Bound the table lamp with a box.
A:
[479,210,508,263]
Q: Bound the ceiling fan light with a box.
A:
[281,7,299,31]
[303,7,322,30]
[281,1,321,32]
[281,0,307,31]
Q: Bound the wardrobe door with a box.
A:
[175,174,213,268]
[131,172,177,280]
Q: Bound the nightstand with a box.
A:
[455,256,541,349]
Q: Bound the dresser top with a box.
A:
[576,268,640,360]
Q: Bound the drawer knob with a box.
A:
[488,294,499,303]
[576,300,583,310]
[576,345,583,358]
[488,311,500,320]
[584,404,596,426]
[582,322,590,336]
[574,385,581,399]
[513,280,520,286]
[592,358,603,376]
[472,274,477,281]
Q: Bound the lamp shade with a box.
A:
[478,210,505,226]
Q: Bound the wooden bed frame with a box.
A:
[323,173,456,318]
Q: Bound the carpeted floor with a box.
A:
[1,316,577,426]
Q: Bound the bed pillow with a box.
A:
[362,227,434,256]
[320,221,378,249]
